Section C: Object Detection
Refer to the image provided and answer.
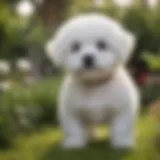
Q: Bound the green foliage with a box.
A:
[0,117,14,149]
[0,76,62,147]
[142,84,160,105]
[0,1,28,60]
[121,8,160,57]
[0,0,46,62]
[26,21,46,45]
[2,76,61,122]
[142,52,160,71]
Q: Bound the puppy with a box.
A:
[46,13,140,149]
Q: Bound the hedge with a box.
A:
[0,76,61,148]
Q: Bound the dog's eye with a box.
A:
[71,42,81,53]
[96,40,107,51]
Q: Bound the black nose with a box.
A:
[83,55,94,69]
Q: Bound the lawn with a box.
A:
[0,115,159,160]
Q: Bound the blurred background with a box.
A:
[0,0,159,160]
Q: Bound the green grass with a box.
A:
[0,115,160,160]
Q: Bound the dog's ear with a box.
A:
[119,30,136,64]
[45,38,62,67]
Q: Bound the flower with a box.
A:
[0,60,10,76]
[16,58,32,73]
[16,0,34,17]
[0,81,11,92]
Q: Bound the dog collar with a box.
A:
[82,76,113,87]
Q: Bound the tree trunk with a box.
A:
[26,0,70,78]
[38,0,70,38]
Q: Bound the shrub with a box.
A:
[142,84,160,105]
[0,76,62,147]
[142,52,160,71]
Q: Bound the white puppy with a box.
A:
[46,13,140,149]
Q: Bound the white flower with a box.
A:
[148,0,158,9]
[0,81,11,92]
[0,60,10,76]
[94,0,104,7]
[113,0,133,7]
[16,58,32,73]
[16,0,34,17]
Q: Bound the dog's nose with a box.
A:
[83,55,94,69]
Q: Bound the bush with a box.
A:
[0,76,62,147]
[142,52,160,71]
[121,8,160,58]
[0,116,14,149]
[142,84,160,105]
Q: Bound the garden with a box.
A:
[0,0,160,160]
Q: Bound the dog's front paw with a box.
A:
[63,138,87,149]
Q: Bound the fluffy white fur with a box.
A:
[46,13,140,149]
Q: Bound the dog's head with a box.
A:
[46,13,135,81]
